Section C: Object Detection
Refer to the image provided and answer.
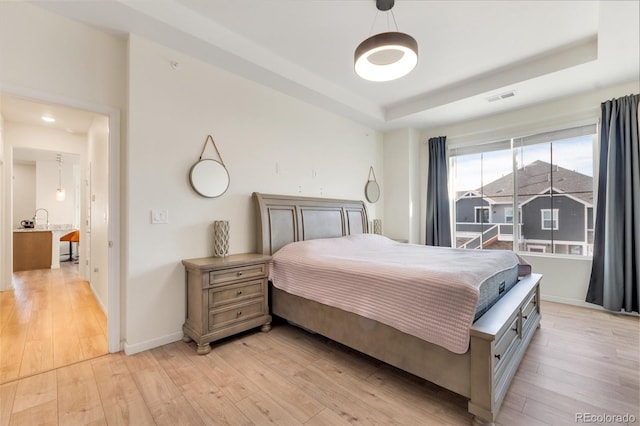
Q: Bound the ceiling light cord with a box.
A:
[368,10,379,36]
[58,156,62,188]
[367,3,400,37]
[390,9,399,32]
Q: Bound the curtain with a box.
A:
[425,136,452,247]
[586,94,639,313]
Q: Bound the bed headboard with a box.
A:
[253,192,370,255]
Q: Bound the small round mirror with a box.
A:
[365,180,380,203]
[189,159,230,198]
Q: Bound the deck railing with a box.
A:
[457,224,500,249]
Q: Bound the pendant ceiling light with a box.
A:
[355,0,418,82]
[55,154,66,202]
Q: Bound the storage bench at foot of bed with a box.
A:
[468,273,541,425]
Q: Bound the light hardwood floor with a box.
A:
[0,301,638,425]
[0,263,107,385]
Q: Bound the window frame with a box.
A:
[448,123,596,258]
[474,206,490,224]
[504,207,514,223]
[540,208,559,230]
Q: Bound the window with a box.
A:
[541,209,559,230]
[452,143,512,249]
[569,245,583,255]
[505,207,513,223]
[450,124,595,256]
[475,207,490,223]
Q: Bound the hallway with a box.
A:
[0,263,107,384]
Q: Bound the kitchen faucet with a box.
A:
[33,208,49,228]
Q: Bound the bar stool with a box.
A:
[60,230,80,263]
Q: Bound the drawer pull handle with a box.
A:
[511,327,518,332]
[237,272,243,276]
[236,290,243,296]
[236,311,242,317]
[494,354,501,360]
[522,314,528,320]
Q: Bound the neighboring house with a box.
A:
[455,160,594,255]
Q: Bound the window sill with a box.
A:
[518,252,593,262]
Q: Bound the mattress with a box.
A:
[474,263,519,320]
[269,234,528,354]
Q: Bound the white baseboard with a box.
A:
[88,282,106,314]
[86,281,125,352]
[123,331,184,355]
[540,294,639,316]
[87,281,182,355]
[540,294,603,310]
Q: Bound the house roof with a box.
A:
[477,160,593,206]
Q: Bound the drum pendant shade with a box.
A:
[354,0,418,82]
[355,31,418,82]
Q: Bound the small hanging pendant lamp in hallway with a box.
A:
[354,0,418,82]
[55,154,66,202]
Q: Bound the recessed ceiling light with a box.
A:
[41,115,55,123]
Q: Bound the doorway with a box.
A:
[0,92,120,381]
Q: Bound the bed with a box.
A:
[253,192,541,425]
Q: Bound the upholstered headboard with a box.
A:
[253,192,369,255]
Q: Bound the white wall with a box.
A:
[522,255,593,305]
[414,80,639,305]
[383,128,421,243]
[125,35,383,353]
[12,163,36,228]
[87,116,110,312]
[0,3,127,110]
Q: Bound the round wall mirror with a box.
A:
[365,180,380,203]
[189,159,230,198]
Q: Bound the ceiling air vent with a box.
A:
[487,90,516,103]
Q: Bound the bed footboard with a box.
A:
[468,273,541,425]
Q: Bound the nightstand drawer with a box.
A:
[209,279,264,308]
[209,300,265,330]
[209,263,266,285]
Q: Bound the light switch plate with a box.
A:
[151,209,169,224]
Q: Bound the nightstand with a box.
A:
[181,253,272,354]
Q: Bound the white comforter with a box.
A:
[269,234,521,354]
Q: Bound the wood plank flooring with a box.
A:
[0,300,637,425]
[0,263,108,385]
